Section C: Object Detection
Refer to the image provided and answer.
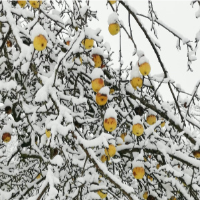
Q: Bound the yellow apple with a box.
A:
[143,191,148,199]
[193,150,200,158]
[105,144,116,157]
[66,41,70,46]
[18,0,27,7]
[91,78,104,93]
[101,155,110,163]
[7,40,12,47]
[130,77,143,90]
[96,93,108,106]
[92,54,102,68]
[109,88,115,94]
[33,34,47,51]
[45,130,51,138]
[2,132,11,143]
[109,0,116,4]
[108,23,120,35]
[132,167,145,179]
[36,174,41,179]
[82,39,94,49]
[104,117,117,132]
[29,0,42,9]
[161,121,165,127]
[144,157,147,162]
[97,190,107,199]
[132,123,144,136]
[156,164,160,169]
[146,115,157,125]
[139,62,151,76]
[120,132,127,142]
[147,175,153,181]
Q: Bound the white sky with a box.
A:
[88,0,200,101]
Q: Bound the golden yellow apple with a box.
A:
[147,175,153,181]
[105,144,116,157]
[108,23,120,35]
[96,93,108,106]
[146,115,157,125]
[130,77,143,90]
[120,132,127,142]
[92,54,102,68]
[82,39,94,49]
[101,155,110,163]
[18,0,27,7]
[161,121,165,127]
[132,167,145,179]
[139,62,151,76]
[109,0,116,4]
[2,132,11,143]
[104,117,117,132]
[143,191,148,199]
[91,78,104,93]
[46,130,51,138]
[193,150,200,158]
[156,164,160,169]
[109,88,115,94]
[97,190,107,199]
[29,0,42,8]
[33,34,47,51]
[36,174,41,179]
[132,123,144,136]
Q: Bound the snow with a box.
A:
[133,115,142,125]
[30,23,48,41]
[90,68,104,80]
[0,80,17,91]
[98,86,109,95]
[108,12,119,25]
[91,47,107,58]
[138,55,149,66]
[130,65,141,79]
[132,160,144,168]
[80,6,89,17]
[51,155,64,167]
[147,109,157,117]
[104,107,117,120]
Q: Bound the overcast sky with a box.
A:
[88,0,200,101]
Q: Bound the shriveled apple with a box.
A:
[2,132,11,143]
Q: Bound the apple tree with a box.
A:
[0,0,200,200]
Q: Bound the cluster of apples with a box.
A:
[18,0,42,9]
[130,61,151,90]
